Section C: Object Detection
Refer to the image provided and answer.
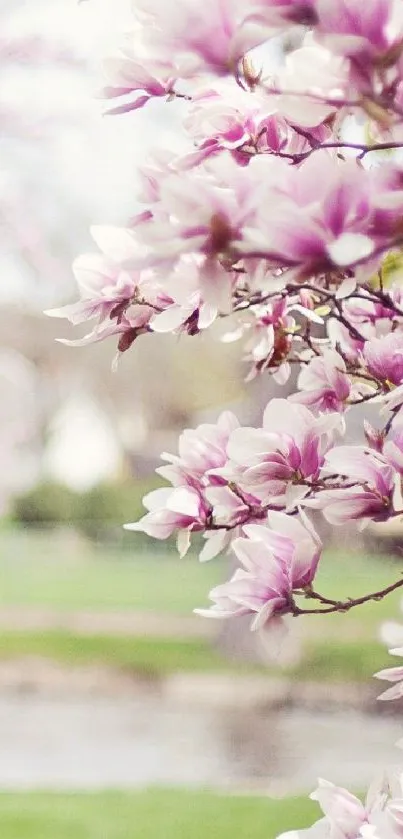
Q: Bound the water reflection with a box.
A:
[0,693,400,792]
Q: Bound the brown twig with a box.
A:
[293,576,403,615]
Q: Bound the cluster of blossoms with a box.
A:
[125,395,403,627]
[48,0,403,370]
[55,1,403,836]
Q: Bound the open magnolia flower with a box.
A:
[195,511,322,630]
[223,398,344,504]
[278,775,403,839]
[308,445,396,525]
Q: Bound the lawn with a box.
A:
[0,529,223,614]
[0,528,399,683]
[1,528,402,623]
[0,630,391,682]
[0,790,319,839]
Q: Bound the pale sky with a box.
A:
[1,0,182,307]
[0,0,186,491]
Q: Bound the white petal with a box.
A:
[151,306,186,332]
[336,277,357,299]
[167,487,200,517]
[199,530,229,562]
[90,225,141,264]
[177,528,192,558]
[285,484,310,511]
[291,304,324,324]
[327,233,374,267]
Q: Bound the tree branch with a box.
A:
[293,576,403,615]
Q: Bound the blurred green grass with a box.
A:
[0,631,259,675]
[0,631,390,682]
[1,529,402,620]
[0,529,223,614]
[0,529,399,682]
[0,790,319,839]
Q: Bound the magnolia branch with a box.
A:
[292,576,403,615]
[270,140,403,164]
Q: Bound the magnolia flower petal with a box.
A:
[177,527,192,558]
[377,682,403,701]
[199,529,230,562]
[327,233,375,267]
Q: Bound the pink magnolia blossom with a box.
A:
[195,511,321,630]
[126,481,249,560]
[136,149,177,204]
[142,154,265,259]
[125,411,246,558]
[378,383,403,414]
[325,283,403,363]
[46,252,137,326]
[232,296,297,383]
[291,350,352,412]
[252,0,319,29]
[204,484,251,528]
[383,414,403,472]
[150,257,236,330]
[277,776,401,839]
[101,52,179,114]
[327,318,365,364]
[364,420,386,453]
[343,290,401,332]
[45,250,170,349]
[374,646,403,700]
[180,82,330,169]
[225,398,343,504]
[291,345,375,411]
[149,257,222,335]
[136,154,269,307]
[310,779,374,838]
[242,154,403,277]
[150,292,217,336]
[157,410,239,487]
[316,0,403,93]
[180,82,275,168]
[227,281,328,382]
[124,486,209,555]
[130,0,273,80]
[271,41,348,127]
[363,331,403,388]
[314,445,395,524]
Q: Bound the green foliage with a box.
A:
[11,477,162,540]
[0,790,319,839]
[381,250,403,285]
[0,629,390,682]
[75,477,162,540]
[367,249,403,290]
[11,483,77,528]
[292,640,390,683]
[0,631,254,675]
